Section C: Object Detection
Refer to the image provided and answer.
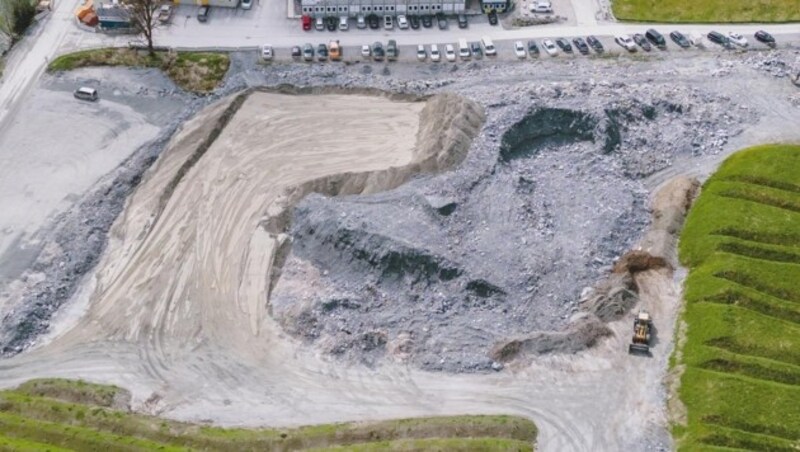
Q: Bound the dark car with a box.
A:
[317,43,329,60]
[291,46,302,58]
[372,42,385,61]
[325,17,337,31]
[555,38,572,53]
[586,35,604,53]
[572,37,589,54]
[633,33,651,51]
[367,14,380,29]
[754,30,776,47]
[471,42,483,58]
[670,31,690,48]
[488,10,498,25]
[197,5,209,22]
[707,31,731,48]
[409,15,420,29]
[436,13,447,30]
[527,40,540,55]
[645,29,666,49]
[457,14,468,28]
[421,14,433,28]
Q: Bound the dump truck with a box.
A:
[629,310,653,355]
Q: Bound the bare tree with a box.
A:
[125,0,159,54]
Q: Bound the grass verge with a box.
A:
[0,379,537,451]
[612,0,800,23]
[674,144,800,451]
[47,48,230,94]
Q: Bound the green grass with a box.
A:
[612,0,800,23]
[47,48,230,94]
[0,379,537,451]
[674,144,800,451]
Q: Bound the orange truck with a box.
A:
[329,40,341,61]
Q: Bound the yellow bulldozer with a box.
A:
[629,310,653,355]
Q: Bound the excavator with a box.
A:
[629,310,653,355]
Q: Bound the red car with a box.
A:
[302,15,312,31]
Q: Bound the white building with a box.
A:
[300,0,466,17]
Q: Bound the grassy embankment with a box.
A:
[674,144,800,451]
[47,48,230,94]
[0,378,537,451]
[612,0,800,23]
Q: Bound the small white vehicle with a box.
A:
[240,0,252,10]
[514,41,527,58]
[728,32,748,47]
[458,38,470,60]
[315,16,324,31]
[530,0,552,13]
[339,16,348,31]
[383,15,393,30]
[615,34,637,51]
[157,4,172,22]
[430,44,441,62]
[261,44,273,61]
[482,36,496,56]
[74,86,98,101]
[445,44,456,62]
[361,44,371,57]
[417,44,427,61]
[356,14,366,29]
[542,39,558,56]
[397,14,409,29]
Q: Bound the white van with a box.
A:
[458,38,470,59]
[73,86,98,101]
[482,36,496,56]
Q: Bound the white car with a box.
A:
[514,41,527,58]
[430,44,441,62]
[315,16,324,31]
[356,14,366,29]
[615,34,637,51]
[417,44,427,61]
[383,15,393,30]
[530,0,552,13]
[260,44,273,61]
[542,39,558,56]
[240,0,253,9]
[361,44,371,57]
[445,44,456,62]
[728,32,748,47]
[339,16,348,31]
[397,14,409,29]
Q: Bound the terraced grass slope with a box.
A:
[675,144,800,451]
[612,0,800,23]
[0,379,537,451]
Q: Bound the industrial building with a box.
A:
[300,0,467,17]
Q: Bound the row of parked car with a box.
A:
[302,13,470,32]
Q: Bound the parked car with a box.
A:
[707,31,730,47]
[317,43,328,60]
[417,44,427,61]
[482,36,496,56]
[572,37,589,54]
[457,14,468,28]
[261,44,273,61]
[445,44,456,61]
[530,0,552,13]
[383,15,393,29]
[670,31,690,48]
[339,16,348,31]
[361,44,371,57]
[386,39,398,60]
[471,42,483,58]
[728,32,748,47]
[555,38,572,53]
[632,34,651,51]
[437,13,447,30]
[409,15,420,29]
[458,39,470,60]
[301,15,312,31]
[372,42,384,61]
[326,17,337,31]
[356,14,366,29]
[74,86,98,101]
[302,43,314,61]
[240,0,252,10]
[157,4,172,23]
[430,44,441,61]
[586,35,604,53]
[291,46,302,58]
[514,41,527,58]
[542,39,558,56]
[487,10,498,25]
[615,34,637,52]
[197,5,209,22]
[645,29,666,49]
[397,14,408,29]
[367,14,380,29]
[421,14,433,28]
[329,40,341,60]
[754,30,776,46]
[688,32,705,48]
[527,40,539,55]
[315,16,324,31]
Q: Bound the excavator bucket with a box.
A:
[628,343,651,355]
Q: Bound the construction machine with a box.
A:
[629,310,653,355]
